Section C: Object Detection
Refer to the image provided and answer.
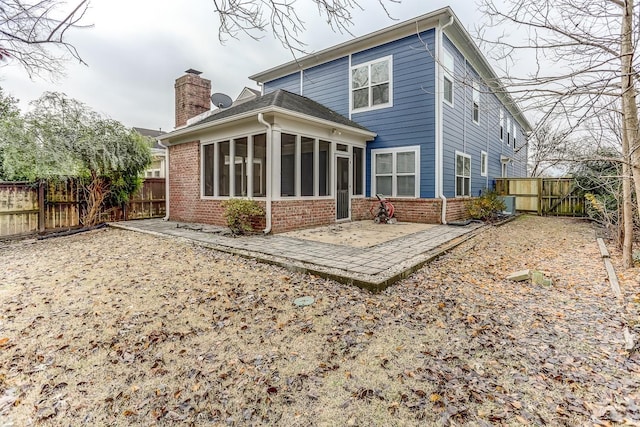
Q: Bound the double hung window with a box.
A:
[351,56,392,111]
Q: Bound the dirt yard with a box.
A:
[1,215,638,426]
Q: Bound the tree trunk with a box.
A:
[620,0,638,266]
[622,121,634,267]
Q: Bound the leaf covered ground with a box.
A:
[0,215,638,426]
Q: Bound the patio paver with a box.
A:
[109,219,483,292]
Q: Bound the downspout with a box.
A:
[158,139,170,221]
[436,15,454,224]
[257,112,272,234]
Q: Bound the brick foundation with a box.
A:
[270,199,335,233]
[444,198,469,222]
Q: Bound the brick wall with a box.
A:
[169,141,219,224]
[271,199,335,233]
[445,198,469,222]
[353,197,471,224]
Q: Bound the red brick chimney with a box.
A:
[174,69,211,128]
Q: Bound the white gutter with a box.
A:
[436,14,454,224]
[157,139,170,221]
[257,112,272,234]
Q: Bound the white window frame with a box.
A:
[506,117,511,145]
[371,146,420,198]
[352,146,365,197]
[201,134,267,199]
[480,151,488,177]
[500,109,504,141]
[472,81,480,124]
[350,55,393,113]
[443,50,454,107]
[455,151,471,197]
[512,121,517,148]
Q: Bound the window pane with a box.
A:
[473,103,479,122]
[456,154,463,175]
[397,175,415,197]
[376,153,392,174]
[397,151,415,173]
[234,137,248,197]
[218,140,230,196]
[351,66,369,89]
[252,134,266,197]
[444,77,453,103]
[353,88,368,109]
[301,137,314,196]
[371,60,389,84]
[456,176,463,196]
[443,50,454,72]
[464,157,470,176]
[372,83,389,106]
[281,133,296,197]
[353,147,363,196]
[481,153,487,175]
[376,176,392,197]
[464,177,470,196]
[319,140,330,196]
[203,144,214,196]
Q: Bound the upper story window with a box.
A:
[443,50,454,105]
[512,122,517,148]
[472,82,480,123]
[500,110,504,141]
[351,56,392,112]
[506,117,511,144]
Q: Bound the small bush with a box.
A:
[222,199,265,235]
[465,189,506,221]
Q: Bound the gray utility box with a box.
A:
[499,195,516,215]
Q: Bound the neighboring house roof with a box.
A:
[192,89,371,132]
[249,6,532,133]
[235,87,261,102]
[133,127,166,150]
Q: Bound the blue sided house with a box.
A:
[159,6,531,233]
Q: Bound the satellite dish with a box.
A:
[211,93,233,109]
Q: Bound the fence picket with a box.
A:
[0,179,165,238]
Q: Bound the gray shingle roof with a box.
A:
[190,89,371,132]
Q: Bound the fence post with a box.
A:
[38,180,45,232]
[537,178,543,216]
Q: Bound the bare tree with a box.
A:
[528,123,580,177]
[477,0,640,267]
[0,0,91,78]
[211,0,399,55]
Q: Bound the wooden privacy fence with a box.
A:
[0,178,165,238]
[495,177,585,216]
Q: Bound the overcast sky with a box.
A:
[1,0,507,131]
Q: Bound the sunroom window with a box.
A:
[351,56,392,111]
[281,133,297,197]
[201,133,267,198]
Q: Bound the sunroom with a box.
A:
[160,89,377,233]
